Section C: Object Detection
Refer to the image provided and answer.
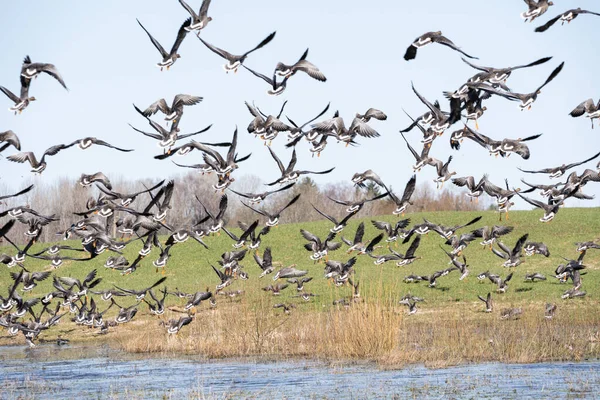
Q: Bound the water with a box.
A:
[0,345,598,399]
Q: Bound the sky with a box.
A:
[1,0,599,209]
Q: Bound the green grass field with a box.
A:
[2,207,599,312]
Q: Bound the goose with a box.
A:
[266,148,334,186]
[0,79,35,114]
[197,194,228,234]
[97,180,164,207]
[0,130,21,153]
[525,272,547,282]
[163,316,193,335]
[524,242,550,257]
[402,110,439,147]
[274,48,326,81]
[20,55,68,89]
[7,143,76,174]
[351,169,388,190]
[570,98,600,128]
[0,185,33,204]
[141,94,203,125]
[273,265,307,281]
[114,301,139,324]
[342,222,366,253]
[79,172,112,190]
[489,272,513,293]
[461,56,552,85]
[143,289,167,315]
[477,293,493,313]
[370,236,421,267]
[445,232,477,256]
[545,303,557,319]
[401,133,435,171]
[241,193,300,227]
[500,307,522,320]
[432,216,482,240]
[452,175,488,202]
[498,134,543,160]
[10,271,51,292]
[198,31,276,73]
[132,105,214,151]
[404,31,478,61]
[262,283,289,295]
[15,213,58,237]
[254,247,274,278]
[57,269,102,297]
[403,220,439,243]
[518,151,600,178]
[411,83,456,134]
[431,156,457,188]
[403,300,418,315]
[324,257,357,280]
[242,65,288,96]
[114,277,167,301]
[535,8,600,32]
[184,291,212,311]
[312,204,361,233]
[427,267,456,288]
[104,256,129,269]
[327,192,388,214]
[178,0,212,32]
[473,62,564,111]
[515,192,562,222]
[222,219,259,248]
[287,277,313,291]
[522,0,554,22]
[575,241,600,253]
[440,247,469,280]
[70,137,133,152]
[137,18,190,70]
[562,287,586,299]
[388,175,416,216]
[356,108,387,123]
[301,230,341,262]
[285,103,331,142]
[403,274,429,284]
[273,303,296,314]
[482,179,534,220]
[492,234,528,268]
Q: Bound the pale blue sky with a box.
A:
[1,1,599,208]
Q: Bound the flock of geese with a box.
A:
[1,0,600,347]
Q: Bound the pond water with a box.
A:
[0,344,598,399]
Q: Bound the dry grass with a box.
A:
[103,298,600,367]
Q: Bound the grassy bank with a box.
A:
[1,208,599,365]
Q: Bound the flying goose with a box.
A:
[404,31,477,61]
[0,78,35,114]
[253,247,274,278]
[324,257,357,280]
[7,142,79,174]
[285,103,331,142]
[489,272,513,293]
[387,175,416,216]
[273,303,296,314]
[342,222,369,253]
[461,56,552,85]
[427,267,456,288]
[132,105,214,151]
[483,179,534,219]
[20,55,68,90]
[432,216,482,240]
[327,192,388,214]
[522,0,554,22]
[477,292,493,312]
[274,48,326,81]
[114,277,168,301]
[535,8,600,32]
[411,83,456,133]
[525,272,547,282]
[178,0,212,32]
[79,172,112,190]
[515,192,562,223]
[70,137,133,152]
[266,148,334,186]
[301,229,341,261]
[350,169,388,190]
[242,65,289,96]
[401,133,435,171]
[575,241,600,253]
[440,247,469,280]
[492,234,528,268]
[141,94,203,125]
[452,175,487,202]
[472,225,513,249]
[241,193,300,227]
[444,232,477,256]
[262,283,289,295]
[370,236,421,267]
[474,62,564,111]
[222,219,258,248]
[10,271,51,292]
[570,98,600,128]
[137,18,191,70]
[431,156,457,188]
[0,130,21,153]
[164,316,193,335]
[287,277,313,291]
[198,31,276,73]
[524,241,550,257]
[518,151,600,178]
[312,204,361,233]
[273,265,307,281]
